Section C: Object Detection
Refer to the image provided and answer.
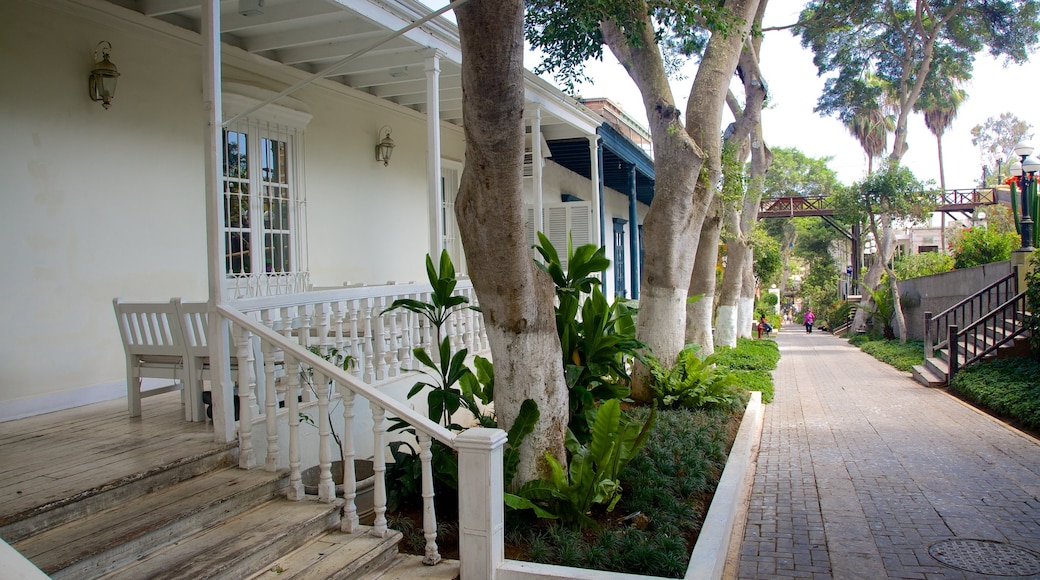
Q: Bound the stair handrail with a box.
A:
[924,268,1017,359]
[217,303,458,565]
[947,290,1028,381]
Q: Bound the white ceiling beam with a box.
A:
[241,18,372,52]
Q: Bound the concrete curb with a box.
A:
[686,391,764,580]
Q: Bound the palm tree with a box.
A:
[916,83,967,253]
[845,100,894,176]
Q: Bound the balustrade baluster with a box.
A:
[261,310,279,472]
[387,300,401,376]
[418,433,442,565]
[316,369,335,503]
[316,302,331,354]
[374,296,389,380]
[332,301,346,359]
[234,324,257,469]
[346,300,361,378]
[363,299,376,383]
[283,352,305,500]
[341,389,359,532]
[371,404,389,537]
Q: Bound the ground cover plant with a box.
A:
[950,358,1040,434]
[848,334,924,372]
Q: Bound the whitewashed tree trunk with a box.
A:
[454,0,567,482]
[601,0,761,400]
[687,198,724,355]
[738,259,756,338]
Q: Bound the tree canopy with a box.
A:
[796,0,1040,163]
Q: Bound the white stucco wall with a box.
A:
[0,0,459,415]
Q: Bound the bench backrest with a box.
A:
[112,299,186,360]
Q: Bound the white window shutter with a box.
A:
[526,201,592,271]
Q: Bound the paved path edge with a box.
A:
[686,391,765,580]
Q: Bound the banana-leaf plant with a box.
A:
[504,398,656,528]
[533,233,646,443]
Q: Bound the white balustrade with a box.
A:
[212,281,493,574]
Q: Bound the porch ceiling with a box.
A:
[112,0,594,135]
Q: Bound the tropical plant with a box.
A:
[645,346,741,411]
[533,233,645,443]
[863,286,896,340]
[504,398,656,528]
[381,251,539,506]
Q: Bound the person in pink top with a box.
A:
[804,308,815,333]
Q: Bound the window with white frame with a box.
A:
[221,88,311,293]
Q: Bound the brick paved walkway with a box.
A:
[736,328,1040,579]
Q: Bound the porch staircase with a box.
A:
[1,446,457,579]
[912,269,1030,388]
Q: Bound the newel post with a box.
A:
[924,312,933,359]
[948,324,959,385]
[456,428,507,580]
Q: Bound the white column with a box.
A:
[202,0,234,443]
[425,49,444,258]
[456,428,507,580]
[588,133,601,250]
[531,106,544,236]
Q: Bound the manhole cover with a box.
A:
[928,539,1040,576]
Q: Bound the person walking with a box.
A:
[804,308,815,333]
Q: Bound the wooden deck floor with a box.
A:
[0,392,232,524]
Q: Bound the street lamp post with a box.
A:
[1011,142,1039,251]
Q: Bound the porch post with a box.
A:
[202,0,235,443]
[531,106,544,237]
[628,164,639,299]
[588,133,602,248]
[425,49,444,257]
[456,428,507,580]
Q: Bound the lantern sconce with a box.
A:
[375,125,395,167]
[88,41,120,109]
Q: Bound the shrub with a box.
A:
[893,251,954,279]
[645,347,741,411]
[1026,252,1040,360]
[950,226,1019,269]
[849,336,924,372]
[950,358,1040,431]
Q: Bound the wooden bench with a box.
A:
[112,299,196,421]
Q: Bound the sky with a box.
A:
[519,0,1040,189]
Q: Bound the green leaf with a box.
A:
[503,493,559,519]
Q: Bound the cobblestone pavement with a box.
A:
[735,328,1040,579]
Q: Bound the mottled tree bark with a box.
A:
[454,0,567,483]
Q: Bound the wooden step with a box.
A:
[912,364,945,388]
[358,554,461,580]
[98,497,342,580]
[16,467,286,578]
[248,527,404,580]
[925,356,949,379]
[0,444,237,544]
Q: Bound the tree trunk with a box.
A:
[739,251,757,337]
[687,197,724,355]
[453,0,567,483]
[600,0,760,400]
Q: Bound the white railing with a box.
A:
[229,281,487,385]
[212,281,496,574]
